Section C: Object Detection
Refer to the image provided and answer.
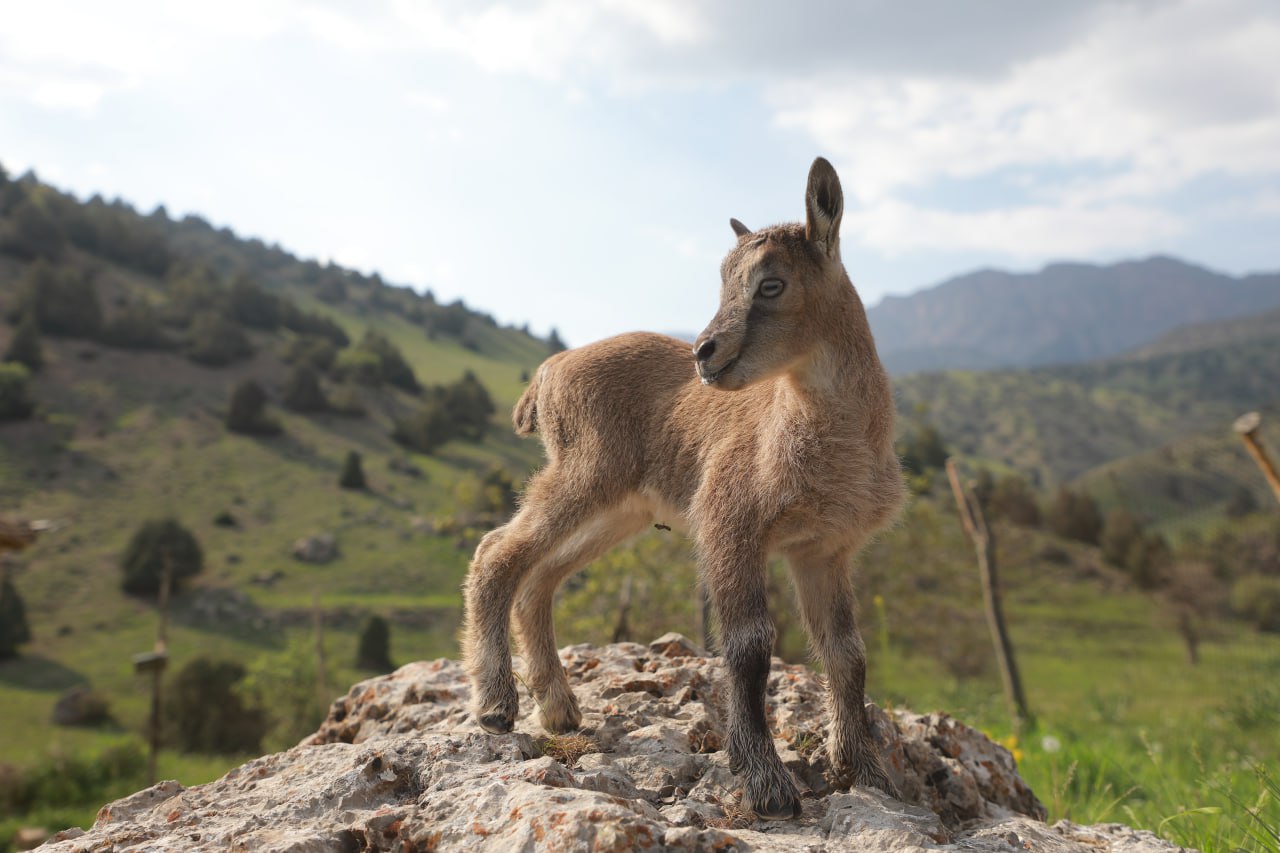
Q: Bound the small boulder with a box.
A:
[292,533,338,564]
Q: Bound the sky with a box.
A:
[2,0,1279,346]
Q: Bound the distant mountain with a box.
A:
[868,256,1280,374]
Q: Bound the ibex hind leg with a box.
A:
[512,500,652,734]
[787,547,899,798]
[462,468,632,735]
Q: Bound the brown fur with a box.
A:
[461,158,906,820]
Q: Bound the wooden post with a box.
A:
[946,458,1033,731]
[1234,412,1280,507]
[146,551,174,785]
[611,575,633,643]
[312,592,328,706]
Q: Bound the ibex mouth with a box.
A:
[697,357,737,386]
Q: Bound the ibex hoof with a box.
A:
[538,693,583,735]
[743,768,803,821]
[477,711,515,734]
[745,785,803,821]
[830,750,900,799]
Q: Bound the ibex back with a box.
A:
[462,157,906,820]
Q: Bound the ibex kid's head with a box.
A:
[693,157,846,391]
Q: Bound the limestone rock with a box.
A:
[43,636,1189,852]
[290,532,337,564]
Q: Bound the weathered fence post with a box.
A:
[946,459,1033,731]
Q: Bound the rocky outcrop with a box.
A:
[42,635,1185,852]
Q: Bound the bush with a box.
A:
[354,331,419,392]
[987,475,1041,526]
[185,312,252,366]
[99,302,174,350]
[390,399,456,454]
[0,198,66,261]
[0,362,36,420]
[1231,575,1280,633]
[1125,532,1172,590]
[8,261,102,338]
[226,379,281,435]
[282,364,328,413]
[339,450,366,490]
[333,347,382,386]
[4,313,43,370]
[237,638,329,751]
[1100,508,1143,567]
[355,615,393,671]
[897,422,949,476]
[0,576,32,658]
[164,657,268,754]
[442,370,495,439]
[281,335,338,372]
[1225,485,1259,519]
[1046,487,1102,545]
[120,518,204,596]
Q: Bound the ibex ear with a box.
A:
[730,218,752,238]
[805,157,843,257]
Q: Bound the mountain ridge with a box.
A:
[868,255,1280,373]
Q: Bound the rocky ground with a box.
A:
[41,634,1188,851]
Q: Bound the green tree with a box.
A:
[9,261,102,338]
[99,302,173,350]
[898,422,949,476]
[4,313,43,370]
[0,576,32,659]
[186,312,253,366]
[1046,487,1102,545]
[282,363,328,413]
[355,615,393,671]
[0,197,66,260]
[237,638,329,751]
[120,518,204,596]
[354,331,419,392]
[1100,508,1144,567]
[338,450,366,490]
[442,370,495,439]
[164,657,267,754]
[391,400,456,453]
[0,362,36,420]
[547,327,567,353]
[226,380,281,435]
[281,335,339,372]
[1125,532,1172,590]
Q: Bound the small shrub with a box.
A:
[355,615,393,671]
[4,313,43,370]
[391,400,455,453]
[281,335,338,372]
[1231,575,1280,632]
[120,518,204,596]
[282,364,328,413]
[1046,487,1102,545]
[0,576,32,658]
[226,380,282,435]
[185,312,252,367]
[0,362,36,420]
[165,657,267,754]
[1100,508,1143,567]
[988,475,1041,526]
[8,261,101,338]
[339,450,366,490]
[99,302,173,350]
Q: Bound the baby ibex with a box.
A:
[462,157,905,819]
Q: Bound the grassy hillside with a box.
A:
[895,335,1280,488]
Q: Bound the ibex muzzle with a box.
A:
[462,157,906,820]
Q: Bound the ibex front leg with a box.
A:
[705,535,802,820]
[787,544,896,796]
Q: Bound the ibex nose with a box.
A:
[694,338,716,363]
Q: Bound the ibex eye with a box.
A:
[758,279,785,298]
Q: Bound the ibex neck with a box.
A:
[785,285,882,402]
